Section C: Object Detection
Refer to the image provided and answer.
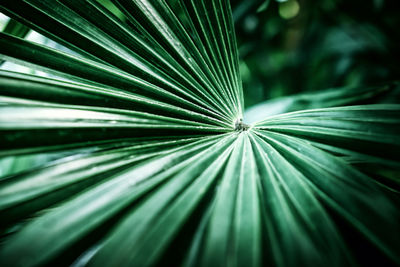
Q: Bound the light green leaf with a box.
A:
[245,83,399,123]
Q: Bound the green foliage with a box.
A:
[0,0,399,267]
[232,0,400,106]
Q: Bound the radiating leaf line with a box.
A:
[0,134,202,214]
[189,0,238,115]
[0,33,231,127]
[176,0,237,111]
[231,133,262,267]
[0,0,399,266]
[0,136,201,182]
[119,0,237,118]
[0,75,231,127]
[209,0,241,112]
[249,132,353,266]
[87,134,237,266]
[254,130,400,263]
[0,134,235,267]
[184,0,239,117]
[200,133,245,266]
[37,0,234,119]
[245,83,398,123]
[108,0,237,119]
[254,105,400,161]
[0,102,225,130]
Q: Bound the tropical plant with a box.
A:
[0,1,399,267]
[232,0,400,104]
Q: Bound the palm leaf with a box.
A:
[244,83,400,123]
[0,18,30,66]
[0,1,399,267]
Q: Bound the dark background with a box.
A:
[231,0,400,108]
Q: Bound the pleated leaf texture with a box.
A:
[0,1,399,267]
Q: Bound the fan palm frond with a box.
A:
[0,0,399,266]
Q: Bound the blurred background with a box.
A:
[1,0,400,109]
[231,0,400,108]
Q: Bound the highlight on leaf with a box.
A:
[0,0,399,267]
